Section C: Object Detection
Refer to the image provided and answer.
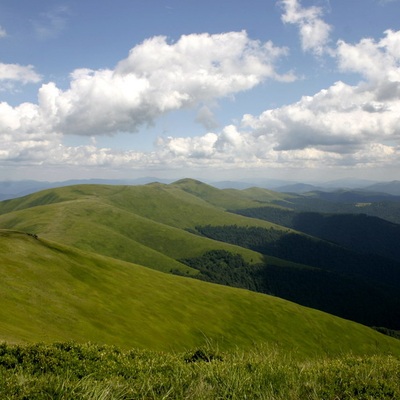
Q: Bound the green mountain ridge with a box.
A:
[1,229,400,358]
[1,179,400,355]
[0,182,294,271]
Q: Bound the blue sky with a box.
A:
[1,0,400,183]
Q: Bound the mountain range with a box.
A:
[2,177,400,200]
[1,178,400,356]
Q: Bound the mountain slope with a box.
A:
[1,229,400,358]
[0,182,303,272]
[1,181,400,331]
[0,184,278,270]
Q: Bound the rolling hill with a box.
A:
[0,182,276,271]
[0,179,400,337]
[1,229,400,358]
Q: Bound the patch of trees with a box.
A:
[180,225,400,329]
[372,327,400,340]
[180,250,259,291]
[233,208,400,263]
[194,224,400,290]
[179,249,400,329]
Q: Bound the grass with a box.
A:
[0,182,310,274]
[1,230,400,358]
[0,182,296,269]
[0,182,336,277]
[171,178,296,210]
[0,341,399,399]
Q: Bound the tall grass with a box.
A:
[0,342,399,399]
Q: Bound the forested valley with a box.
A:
[180,224,400,330]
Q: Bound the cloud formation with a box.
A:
[279,0,332,56]
[156,29,400,171]
[1,3,400,178]
[337,29,400,83]
[0,30,293,143]
[0,63,42,85]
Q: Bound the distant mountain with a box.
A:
[0,180,54,200]
[274,183,324,193]
[213,178,383,194]
[209,180,256,189]
[363,180,400,196]
[0,177,173,200]
[272,179,383,194]
[2,177,397,200]
[306,189,400,203]
[320,178,378,189]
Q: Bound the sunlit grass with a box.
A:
[1,342,399,399]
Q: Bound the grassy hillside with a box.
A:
[0,184,279,270]
[1,180,400,331]
[1,229,400,359]
[169,178,291,210]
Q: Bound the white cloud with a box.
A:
[0,30,296,170]
[337,29,400,83]
[0,63,42,84]
[157,132,217,159]
[242,80,400,152]
[2,24,400,177]
[279,0,332,56]
[145,28,400,172]
[0,30,293,139]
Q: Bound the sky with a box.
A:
[1,0,400,183]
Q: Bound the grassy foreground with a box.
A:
[1,341,399,399]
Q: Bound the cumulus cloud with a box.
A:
[337,29,400,83]
[242,80,400,152]
[152,28,400,171]
[0,30,297,170]
[279,0,332,56]
[0,63,42,84]
[2,23,400,175]
[0,30,294,141]
[236,27,400,166]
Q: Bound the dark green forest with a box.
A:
[180,225,400,330]
[233,208,400,262]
